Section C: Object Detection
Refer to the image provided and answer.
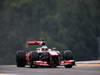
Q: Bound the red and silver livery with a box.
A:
[16,40,75,68]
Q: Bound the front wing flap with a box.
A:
[32,60,75,66]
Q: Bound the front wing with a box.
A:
[32,60,75,66]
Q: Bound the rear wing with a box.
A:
[26,40,46,46]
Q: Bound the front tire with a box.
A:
[64,65,72,68]
[30,52,38,68]
[63,50,73,60]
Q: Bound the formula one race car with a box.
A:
[16,40,75,68]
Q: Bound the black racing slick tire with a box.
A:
[63,50,73,60]
[64,65,73,68]
[16,51,26,67]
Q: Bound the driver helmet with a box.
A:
[42,46,48,51]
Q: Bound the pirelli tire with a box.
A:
[63,50,74,68]
[16,51,26,67]
[63,50,73,60]
[30,52,38,68]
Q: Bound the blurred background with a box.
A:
[0,0,100,64]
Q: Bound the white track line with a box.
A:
[76,60,100,64]
[0,74,17,75]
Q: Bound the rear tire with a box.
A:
[16,51,26,67]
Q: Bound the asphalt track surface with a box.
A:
[0,64,100,75]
